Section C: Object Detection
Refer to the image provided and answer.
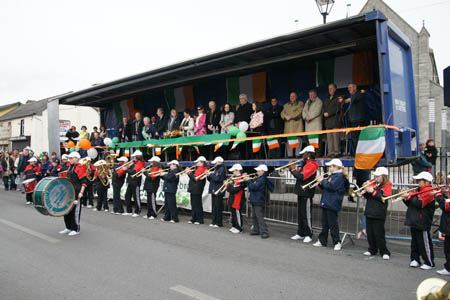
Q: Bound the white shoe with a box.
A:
[420,264,434,270]
[131,213,139,217]
[194,222,200,225]
[161,218,166,222]
[209,224,214,227]
[92,208,98,211]
[68,231,79,236]
[187,221,193,224]
[290,234,304,240]
[229,227,236,232]
[149,216,155,220]
[382,254,390,260]
[26,201,31,205]
[110,211,115,214]
[142,216,148,219]
[87,205,93,208]
[170,220,175,223]
[122,212,131,216]
[115,212,120,215]
[410,260,420,268]
[231,228,241,234]
[59,229,71,234]
[437,269,450,275]
[334,243,342,251]
[363,251,372,256]
[104,209,108,212]
[213,225,219,228]
[303,236,312,243]
[313,241,323,247]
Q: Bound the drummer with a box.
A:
[60,152,88,236]
[23,157,41,205]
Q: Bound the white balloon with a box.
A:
[238,121,249,132]
[87,148,98,159]
[104,137,112,146]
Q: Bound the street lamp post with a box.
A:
[315,0,335,24]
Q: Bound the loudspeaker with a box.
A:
[445,66,450,107]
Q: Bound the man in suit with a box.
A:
[167,109,181,132]
[155,108,169,138]
[118,117,132,143]
[234,94,253,125]
[266,98,284,158]
[206,101,221,134]
[343,83,366,155]
[132,112,144,141]
[322,83,342,157]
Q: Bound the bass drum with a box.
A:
[33,177,75,217]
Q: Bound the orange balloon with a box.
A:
[79,139,91,150]
[67,141,75,148]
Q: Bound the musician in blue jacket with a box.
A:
[245,164,274,239]
[161,160,181,223]
[207,156,227,227]
[313,159,349,251]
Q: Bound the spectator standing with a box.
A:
[40,154,52,177]
[323,83,342,157]
[155,108,169,138]
[65,126,79,142]
[219,103,235,134]
[281,92,304,157]
[16,147,32,193]
[412,143,433,175]
[249,103,264,133]
[90,127,99,142]
[179,109,195,136]
[234,94,253,125]
[118,117,132,143]
[167,109,181,132]
[206,101,221,134]
[343,83,365,155]
[302,89,323,147]
[99,125,108,138]
[424,138,438,175]
[266,98,284,158]
[142,117,156,140]
[1,152,15,190]
[132,112,144,141]
[194,106,207,136]
[79,126,90,140]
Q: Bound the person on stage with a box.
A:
[60,152,87,236]
[226,164,246,234]
[111,156,128,215]
[143,156,162,219]
[23,157,40,204]
[207,156,227,227]
[123,150,145,217]
[290,145,319,243]
[362,167,392,260]
[161,160,181,223]
[187,156,208,225]
[245,164,274,239]
[399,171,436,270]
[313,158,349,251]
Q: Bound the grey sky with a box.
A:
[0,0,449,105]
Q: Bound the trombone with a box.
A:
[213,173,257,195]
[349,180,375,198]
[115,161,133,171]
[176,165,195,176]
[132,166,169,178]
[194,166,216,181]
[274,159,303,172]
[301,171,332,190]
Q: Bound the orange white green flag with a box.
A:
[354,127,385,169]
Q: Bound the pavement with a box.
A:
[1,190,448,300]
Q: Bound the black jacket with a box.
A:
[132,119,144,141]
[265,104,284,134]
[17,154,31,173]
[162,169,179,193]
[65,130,79,142]
[1,157,15,173]
[404,186,436,231]
[322,94,342,129]
[424,145,438,165]
[144,166,161,193]
[117,121,133,142]
[206,109,221,134]
[167,116,182,132]
[290,159,319,198]
[187,169,206,195]
[346,90,365,123]
[235,102,253,124]
[155,115,169,137]
[112,169,126,188]
[207,164,227,196]
[364,182,391,220]
[436,195,450,235]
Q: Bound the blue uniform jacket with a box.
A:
[207,164,227,195]
[247,175,274,206]
[162,169,179,194]
[320,172,349,212]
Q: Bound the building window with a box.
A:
[20,119,24,136]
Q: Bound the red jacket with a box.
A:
[24,164,41,180]
[227,178,246,210]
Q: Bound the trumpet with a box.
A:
[383,187,418,203]
[194,166,216,180]
[302,171,332,190]
[274,159,303,172]
[176,166,195,176]
[132,167,169,178]
[349,180,376,198]
[214,177,234,195]
[115,161,133,171]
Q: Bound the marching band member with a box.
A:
[399,171,436,270]
[207,156,227,227]
[49,160,61,177]
[60,152,87,236]
[123,150,145,217]
[82,157,95,208]
[23,157,40,204]
[313,158,349,251]
[187,156,208,225]
[245,164,274,239]
[434,178,450,275]
[289,145,319,243]
[143,156,162,219]
[362,167,392,260]
[161,160,181,223]
[226,164,246,234]
[112,156,128,215]
[93,161,110,212]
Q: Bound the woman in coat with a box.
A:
[302,90,323,132]
[194,106,207,136]
[179,109,195,136]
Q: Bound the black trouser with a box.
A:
[348,120,364,155]
[410,227,434,266]
[211,194,223,226]
[163,192,178,222]
[297,195,313,237]
[145,190,157,217]
[82,183,94,206]
[251,205,268,235]
[366,217,390,256]
[3,174,14,190]
[190,194,204,223]
[26,192,33,203]
[112,184,124,213]
[444,235,450,271]
[96,187,109,210]
[231,207,243,232]
[64,192,81,232]
[125,184,141,214]
[318,208,340,246]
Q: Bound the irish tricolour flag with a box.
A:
[354,127,386,169]
[252,139,262,153]
[267,138,279,149]
[308,134,319,148]
[287,136,300,149]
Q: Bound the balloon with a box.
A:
[112,137,119,144]
[87,148,98,159]
[67,141,75,148]
[236,131,247,139]
[69,147,76,153]
[104,137,112,146]
[110,143,115,148]
[238,121,249,132]
[78,139,91,150]
[228,126,240,136]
